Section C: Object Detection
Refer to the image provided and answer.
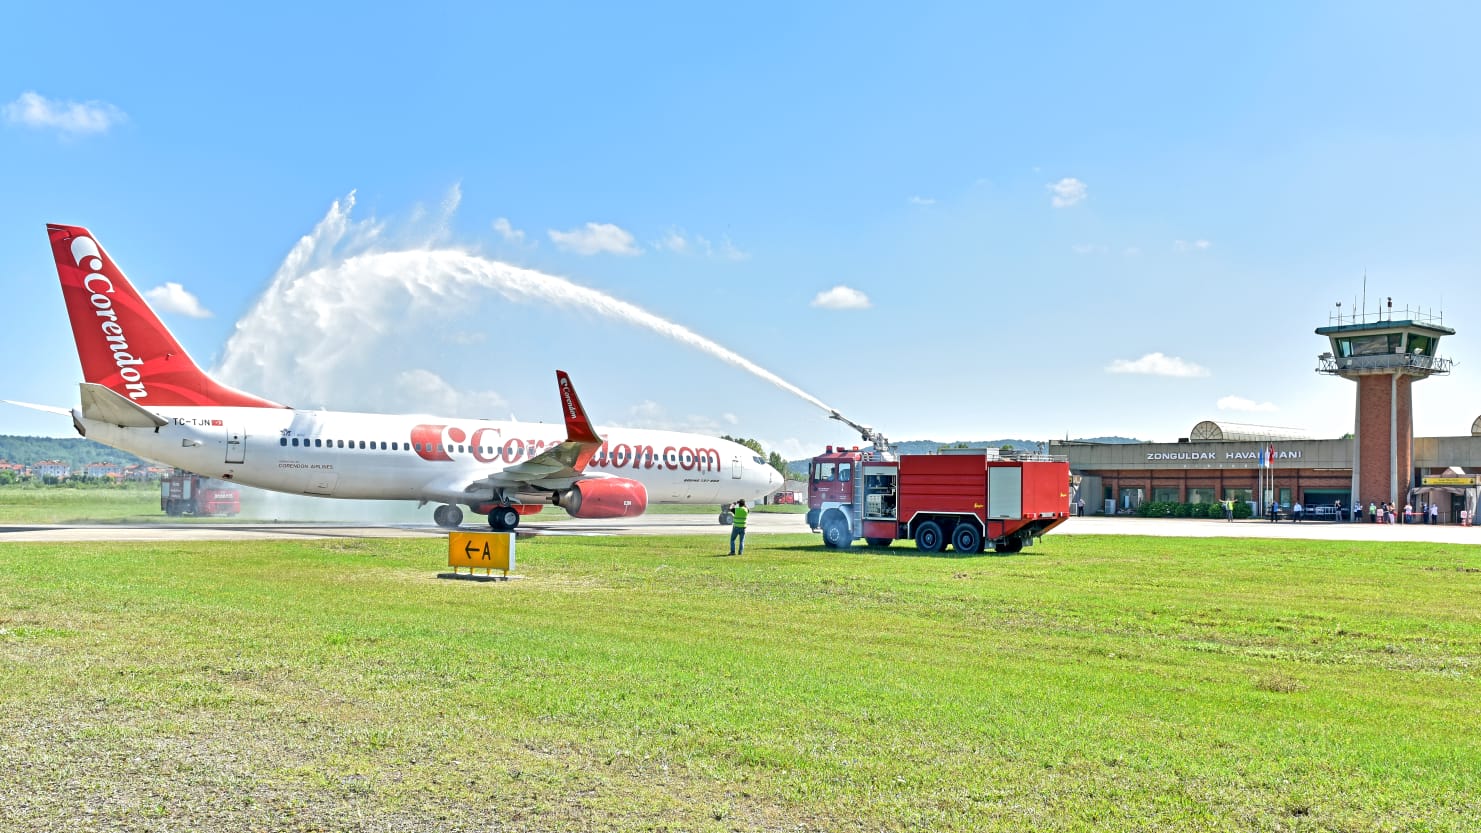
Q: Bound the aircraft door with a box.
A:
[732,455,742,479]
[225,426,245,464]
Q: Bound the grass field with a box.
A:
[2,532,1479,831]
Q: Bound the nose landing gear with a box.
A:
[433,504,464,529]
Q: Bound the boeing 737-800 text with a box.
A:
[8,224,779,529]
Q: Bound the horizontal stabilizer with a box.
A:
[1,399,71,416]
[79,382,168,428]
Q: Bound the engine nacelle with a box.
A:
[556,478,648,519]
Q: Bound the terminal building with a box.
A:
[1051,303,1481,522]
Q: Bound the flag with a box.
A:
[1257,446,1265,467]
[1266,443,1274,468]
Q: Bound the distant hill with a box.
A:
[0,435,151,469]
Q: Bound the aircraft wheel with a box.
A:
[952,523,982,554]
[434,504,464,529]
[914,521,944,553]
[719,511,733,525]
[994,537,1024,554]
[488,506,520,531]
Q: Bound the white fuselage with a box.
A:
[79,405,778,508]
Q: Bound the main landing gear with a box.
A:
[487,506,520,532]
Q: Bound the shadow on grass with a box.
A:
[762,543,1024,560]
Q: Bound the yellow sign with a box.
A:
[1422,476,1478,486]
[447,531,516,574]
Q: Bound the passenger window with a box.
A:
[315,439,322,448]
[337,440,344,448]
[280,438,287,447]
[291,438,299,447]
[839,463,852,482]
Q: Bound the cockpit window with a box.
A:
[753,455,766,465]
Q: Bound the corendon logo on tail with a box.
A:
[71,236,148,400]
[408,423,721,471]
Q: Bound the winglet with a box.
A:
[556,370,601,445]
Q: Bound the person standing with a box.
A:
[1293,501,1304,523]
[1269,500,1279,523]
[728,499,749,555]
[1335,499,1344,522]
[1077,497,1086,517]
[1223,499,1233,522]
[1369,501,1378,523]
[1430,501,1440,525]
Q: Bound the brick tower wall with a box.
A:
[1355,374,1414,506]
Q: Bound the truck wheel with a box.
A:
[952,524,982,554]
[822,515,851,548]
[915,521,944,553]
[994,538,1024,554]
[805,508,820,531]
[865,537,893,548]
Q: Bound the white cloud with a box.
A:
[1217,395,1278,412]
[1047,177,1087,208]
[548,222,641,256]
[713,236,749,262]
[1174,239,1212,252]
[492,217,526,245]
[1106,352,1210,378]
[810,285,872,310]
[656,230,688,253]
[4,91,126,136]
[624,400,725,433]
[395,369,506,416]
[143,283,212,319]
[908,195,936,206]
[655,230,749,261]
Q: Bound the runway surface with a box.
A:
[2,513,1479,545]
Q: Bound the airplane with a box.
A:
[8,224,781,530]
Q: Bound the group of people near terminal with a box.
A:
[1242,498,1447,523]
[1352,500,1441,525]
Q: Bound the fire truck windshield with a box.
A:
[814,462,836,481]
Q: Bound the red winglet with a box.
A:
[47,224,284,409]
[556,370,601,445]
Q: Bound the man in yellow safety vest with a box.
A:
[728,499,749,555]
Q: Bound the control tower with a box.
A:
[1316,300,1453,511]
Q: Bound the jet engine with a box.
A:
[555,478,649,519]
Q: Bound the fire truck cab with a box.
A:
[806,446,1070,554]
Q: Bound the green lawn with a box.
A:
[1,533,1478,831]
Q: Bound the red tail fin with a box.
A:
[48,224,284,409]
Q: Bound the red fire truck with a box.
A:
[160,469,242,517]
[805,446,1071,553]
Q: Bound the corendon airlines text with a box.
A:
[283,424,724,472]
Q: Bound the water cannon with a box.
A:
[828,409,894,460]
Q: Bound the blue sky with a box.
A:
[3,2,1480,461]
